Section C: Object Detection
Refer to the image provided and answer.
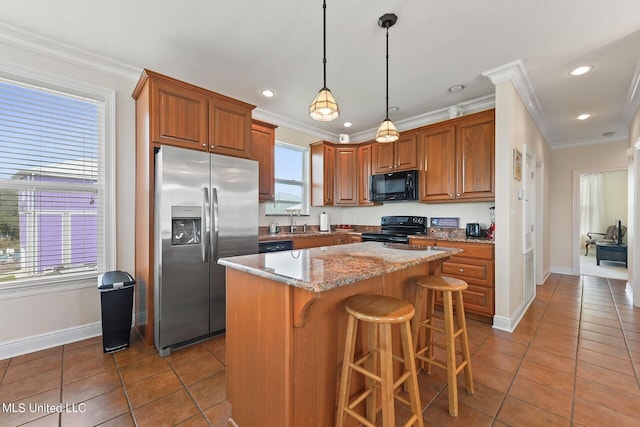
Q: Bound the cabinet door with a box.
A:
[371,142,395,174]
[334,146,358,205]
[357,143,374,205]
[324,145,335,205]
[394,133,418,171]
[311,142,335,206]
[418,123,456,201]
[456,111,495,200]
[251,121,276,202]
[209,98,252,158]
[152,80,208,150]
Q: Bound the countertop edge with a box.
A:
[219,244,462,293]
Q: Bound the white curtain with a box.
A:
[579,173,604,242]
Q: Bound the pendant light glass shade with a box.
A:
[309,0,339,121]
[375,13,398,143]
[309,87,339,121]
[375,118,399,143]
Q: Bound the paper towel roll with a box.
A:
[320,212,329,232]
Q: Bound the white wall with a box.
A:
[492,80,550,331]
[549,140,629,273]
[628,102,640,305]
[0,32,138,356]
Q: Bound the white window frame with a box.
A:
[267,141,310,216]
[0,63,116,299]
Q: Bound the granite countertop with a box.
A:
[259,229,359,241]
[218,241,461,292]
[409,235,495,245]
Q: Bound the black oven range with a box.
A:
[361,216,427,244]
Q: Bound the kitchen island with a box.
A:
[218,242,461,427]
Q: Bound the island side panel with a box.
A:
[226,268,293,427]
[292,276,384,427]
[291,262,436,426]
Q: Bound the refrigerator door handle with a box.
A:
[211,187,220,260]
[203,187,210,262]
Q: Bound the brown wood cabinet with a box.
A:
[408,237,495,320]
[418,109,495,202]
[357,143,374,205]
[250,120,276,202]
[209,98,252,158]
[334,146,358,206]
[371,132,418,174]
[150,78,209,150]
[310,142,335,206]
[131,69,255,345]
[292,235,336,249]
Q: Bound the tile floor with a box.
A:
[1,273,639,426]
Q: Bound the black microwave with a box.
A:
[370,170,418,202]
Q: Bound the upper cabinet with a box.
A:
[250,120,277,202]
[334,145,358,206]
[209,98,253,158]
[151,79,209,150]
[311,142,335,206]
[419,109,495,202]
[357,143,375,205]
[371,132,418,174]
[133,69,255,157]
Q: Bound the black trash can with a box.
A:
[98,271,135,353]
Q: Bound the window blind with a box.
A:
[0,77,105,283]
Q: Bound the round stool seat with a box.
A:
[345,294,414,324]
[415,275,468,292]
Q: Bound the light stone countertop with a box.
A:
[218,241,461,292]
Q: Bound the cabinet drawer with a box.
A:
[442,242,493,259]
[435,283,494,317]
[442,260,489,284]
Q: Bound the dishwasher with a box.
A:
[258,240,294,253]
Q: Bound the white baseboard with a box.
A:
[550,266,573,275]
[492,296,535,333]
[0,322,102,360]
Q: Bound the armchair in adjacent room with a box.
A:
[585,224,627,256]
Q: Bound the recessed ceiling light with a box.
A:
[260,89,275,98]
[448,84,464,93]
[388,106,399,114]
[577,113,591,120]
[569,66,592,76]
[343,122,352,128]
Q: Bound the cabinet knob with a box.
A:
[459,268,464,273]
[202,144,206,147]
[210,145,215,149]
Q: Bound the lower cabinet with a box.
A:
[292,233,362,249]
[409,238,495,320]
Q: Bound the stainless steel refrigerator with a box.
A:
[154,145,258,356]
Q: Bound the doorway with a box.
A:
[576,169,628,280]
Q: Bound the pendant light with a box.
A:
[375,13,399,143]
[309,0,339,121]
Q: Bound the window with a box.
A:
[0,76,108,289]
[265,141,309,215]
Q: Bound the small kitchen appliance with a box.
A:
[361,216,427,243]
[465,223,481,238]
[487,206,495,240]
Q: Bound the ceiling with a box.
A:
[1,1,640,148]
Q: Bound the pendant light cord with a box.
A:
[385,25,389,120]
[322,0,327,89]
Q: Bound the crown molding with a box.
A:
[482,59,555,147]
[623,57,640,125]
[252,107,340,143]
[348,94,496,143]
[0,21,140,82]
[550,132,629,150]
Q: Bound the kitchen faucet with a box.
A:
[289,209,300,232]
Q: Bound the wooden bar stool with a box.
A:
[336,294,424,427]
[412,275,474,417]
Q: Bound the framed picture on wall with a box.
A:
[513,148,523,181]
